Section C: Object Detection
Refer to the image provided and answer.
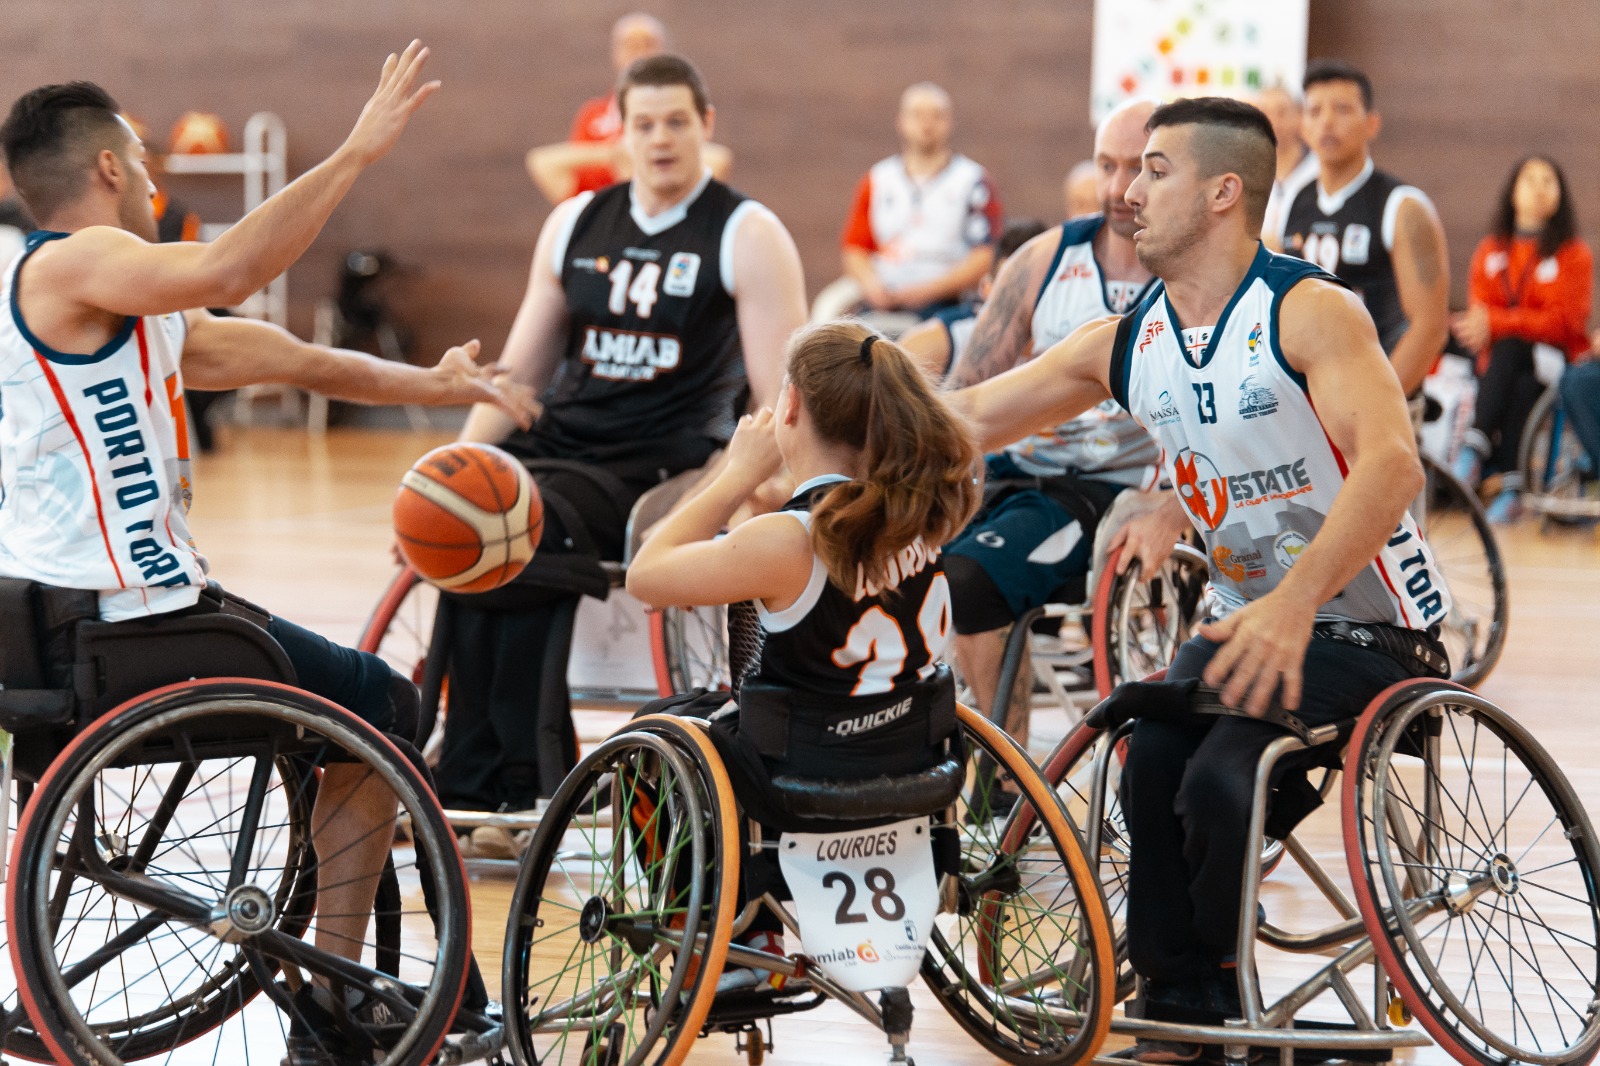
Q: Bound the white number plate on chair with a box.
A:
[777,816,938,992]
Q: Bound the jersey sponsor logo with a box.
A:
[1173,448,1229,530]
[1057,262,1095,283]
[573,256,609,273]
[1138,319,1167,353]
[1237,375,1279,420]
[1274,530,1309,569]
[1146,389,1182,427]
[827,694,914,739]
[1228,458,1314,507]
[580,327,682,381]
[80,377,191,588]
[1211,544,1267,582]
[1341,224,1372,265]
[663,252,701,297]
[1246,322,1263,366]
[623,246,661,261]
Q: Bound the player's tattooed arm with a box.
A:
[945,235,1051,388]
[1389,194,1450,395]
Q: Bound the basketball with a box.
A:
[394,443,542,593]
[168,111,230,154]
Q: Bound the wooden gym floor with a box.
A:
[186,426,1600,1066]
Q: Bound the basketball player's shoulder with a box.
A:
[1057,215,1103,251]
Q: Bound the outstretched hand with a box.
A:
[432,340,540,428]
[342,40,441,167]
[1197,591,1316,716]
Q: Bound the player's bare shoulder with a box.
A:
[1276,276,1383,373]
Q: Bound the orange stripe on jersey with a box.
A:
[165,373,190,463]
[134,319,154,408]
[34,352,128,589]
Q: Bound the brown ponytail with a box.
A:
[787,320,982,596]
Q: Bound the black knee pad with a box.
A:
[387,667,422,748]
[945,553,1014,635]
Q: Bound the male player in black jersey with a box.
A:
[441,55,807,843]
[1277,60,1449,396]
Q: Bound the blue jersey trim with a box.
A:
[1260,247,1341,394]
[1164,244,1274,371]
[11,231,138,366]
[1111,283,1164,412]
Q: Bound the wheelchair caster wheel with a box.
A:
[582,1021,625,1066]
[1387,993,1413,1026]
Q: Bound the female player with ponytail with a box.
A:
[627,319,981,993]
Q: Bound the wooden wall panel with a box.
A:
[1,1,1595,361]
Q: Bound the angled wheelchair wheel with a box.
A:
[1092,542,1208,698]
[503,714,738,1066]
[1344,681,1600,1066]
[650,605,731,696]
[1520,387,1600,529]
[7,680,470,1066]
[922,704,1115,1065]
[1421,456,1509,688]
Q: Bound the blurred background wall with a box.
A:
[3,0,1595,359]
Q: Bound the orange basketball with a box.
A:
[394,443,542,593]
[168,111,230,155]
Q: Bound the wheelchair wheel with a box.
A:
[921,704,1116,1065]
[1344,681,1600,1066]
[1037,722,1134,1003]
[7,680,470,1066]
[1092,543,1208,698]
[1520,387,1597,528]
[1421,456,1509,688]
[650,605,731,696]
[503,714,738,1066]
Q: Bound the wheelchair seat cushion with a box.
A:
[766,757,965,823]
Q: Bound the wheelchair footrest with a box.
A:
[700,986,826,1032]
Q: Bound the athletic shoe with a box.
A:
[1486,488,1523,525]
[1451,445,1483,490]
[280,984,381,1066]
[465,824,528,860]
[1111,1038,1208,1063]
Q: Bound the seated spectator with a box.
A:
[1451,155,1592,522]
[524,13,731,203]
[1557,336,1600,487]
[1063,159,1097,218]
[812,83,1002,328]
[896,218,1046,381]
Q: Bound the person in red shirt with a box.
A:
[1451,155,1592,521]
[525,13,731,203]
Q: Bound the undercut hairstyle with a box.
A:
[1,81,127,222]
[786,321,981,596]
[617,54,709,120]
[1303,59,1374,111]
[1492,155,1577,260]
[1146,97,1277,234]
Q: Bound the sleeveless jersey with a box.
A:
[1280,160,1431,356]
[1008,216,1159,487]
[0,232,205,621]
[1111,245,1451,629]
[752,476,952,699]
[846,154,1000,292]
[521,173,763,460]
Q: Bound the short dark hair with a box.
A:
[1,81,127,221]
[996,218,1047,262]
[617,54,709,120]
[1146,97,1277,231]
[1492,155,1577,260]
[1303,59,1374,110]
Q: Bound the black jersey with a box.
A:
[517,175,755,464]
[750,476,953,700]
[1281,161,1428,355]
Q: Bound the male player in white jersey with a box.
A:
[0,46,534,1064]
[949,97,1450,1058]
[940,99,1183,743]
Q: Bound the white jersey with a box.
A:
[849,154,999,292]
[0,232,206,621]
[1112,246,1450,629]
[1007,216,1159,487]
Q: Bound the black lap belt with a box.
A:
[1187,685,1321,744]
[737,666,957,763]
[1312,620,1450,679]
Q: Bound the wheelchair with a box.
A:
[1520,384,1600,530]
[1034,675,1600,1066]
[498,674,1119,1066]
[1418,454,1509,688]
[0,579,480,1066]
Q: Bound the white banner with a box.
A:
[1091,0,1310,121]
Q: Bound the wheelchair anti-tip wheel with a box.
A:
[920,704,1116,1065]
[6,680,470,1066]
[502,714,739,1066]
[1420,456,1509,688]
[1345,681,1600,1066]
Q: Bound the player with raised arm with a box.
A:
[948,97,1450,1060]
[0,44,534,1064]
